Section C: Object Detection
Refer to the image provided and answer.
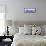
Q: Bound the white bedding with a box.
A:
[11,33,46,46]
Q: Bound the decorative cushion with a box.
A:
[19,27,25,34]
[19,27,32,35]
[32,26,41,35]
[24,27,32,35]
[24,24,32,35]
[32,27,37,35]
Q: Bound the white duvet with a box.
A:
[11,33,46,46]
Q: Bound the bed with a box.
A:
[11,21,46,46]
[11,33,46,46]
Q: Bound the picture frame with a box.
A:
[24,8,36,13]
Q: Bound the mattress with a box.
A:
[11,33,46,46]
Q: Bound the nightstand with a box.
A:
[3,41,12,46]
[0,36,13,46]
[2,36,13,46]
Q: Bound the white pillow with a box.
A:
[24,24,32,29]
[8,26,19,36]
[24,27,32,35]
[42,25,46,33]
[41,25,45,35]
[42,25,46,35]
[19,27,32,35]
[24,24,32,35]
[19,27,25,34]
[32,26,41,35]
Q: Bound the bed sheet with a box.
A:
[11,33,46,46]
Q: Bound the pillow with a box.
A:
[24,27,32,35]
[40,25,45,35]
[32,27,36,35]
[8,26,19,36]
[32,26,41,35]
[19,27,25,34]
[35,27,41,35]
[19,27,32,35]
[24,24,32,29]
[42,25,46,35]
[24,24,32,35]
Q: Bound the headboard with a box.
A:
[15,21,46,27]
[6,20,46,27]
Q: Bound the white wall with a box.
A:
[0,0,46,22]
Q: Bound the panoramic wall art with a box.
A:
[24,8,36,13]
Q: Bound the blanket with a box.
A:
[11,33,46,46]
